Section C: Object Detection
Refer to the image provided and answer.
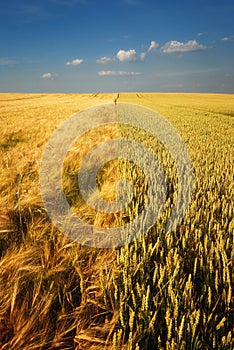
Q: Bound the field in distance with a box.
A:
[0,93,233,349]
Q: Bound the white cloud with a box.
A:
[139,52,146,61]
[115,41,158,64]
[148,40,158,52]
[98,70,141,76]
[96,56,113,64]
[116,49,147,62]
[0,58,18,65]
[41,72,54,79]
[65,58,84,66]
[221,36,233,41]
[160,40,206,53]
[116,49,137,62]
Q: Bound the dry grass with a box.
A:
[0,92,233,349]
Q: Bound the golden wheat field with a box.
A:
[0,93,233,350]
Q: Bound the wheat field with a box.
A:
[0,93,233,349]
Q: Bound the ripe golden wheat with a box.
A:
[0,92,233,349]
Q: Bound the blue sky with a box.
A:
[0,0,233,93]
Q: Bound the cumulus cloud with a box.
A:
[98,70,141,76]
[221,36,233,41]
[160,40,206,53]
[96,56,113,64]
[65,58,84,66]
[0,58,18,65]
[41,72,54,79]
[139,52,146,61]
[116,49,137,62]
[148,40,158,52]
